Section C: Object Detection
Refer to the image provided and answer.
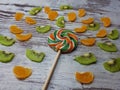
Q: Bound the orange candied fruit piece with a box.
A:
[14,12,24,21]
[101,17,111,27]
[81,17,94,24]
[96,29,107,38]
[44,6,51,14]
[75,72,94,84]
[9,25,24,34]
[48,10,58,21]
[67,12,76,22]
[13,66,32,79]
[80,38,96,46]
[25,16,37,25]
[78,9,86,17]
[74,25,87,33]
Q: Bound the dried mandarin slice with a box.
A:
[78,9,86,17]
[67,12,76,22]
[96,29,107,38]
[44,6,51,14]
[81,17,94,24]
[101,17,111,27]
[10,25,23,34]
[74,25,87,33]
[80,38,96,46]
[48,10,58,21]
[75,72,94,84]
[14,12,24,21]
[13,66,32,79]
[25,16,37,25]
[15,33,32,41]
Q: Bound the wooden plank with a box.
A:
[0,0,120,90]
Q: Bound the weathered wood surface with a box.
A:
[0,0,120,90]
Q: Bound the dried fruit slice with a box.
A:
[0,50,15,63]
[14,12,24,21]
[56,16,65,28]
[9,25,23,34]
[36,25,51,33]
[107,29,119,40]
[97,42,117,52]
[60,5,73,10]
[101,17,111,27]
[96,29,107,38]
[48,10,58,21]
[0,35,15,46]
[44,6,51,14]
[103,58,120,73]
[75,72,94,84]
[74,53,97,65]
[29,6,42,15]
[15,33,32,41]
[25,16,37,25]
[13,66,32,79]
[80,38,96,46]
[74,25,87,33]
[78,9,86,17]
[26,49,45,62]
[81,17,94,24]
[87,22,100,31]
[67,12,76,22]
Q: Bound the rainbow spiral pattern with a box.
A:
[48,29,78,53]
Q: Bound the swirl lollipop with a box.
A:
[42,29,78,90]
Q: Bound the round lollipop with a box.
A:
[42,29,78,90]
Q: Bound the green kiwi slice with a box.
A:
[0,50,15,63]
[36,25,51,33]
[0,35,15,46]
[74,53,97,65]
[107,29,119,40]
[56,16,65,28]
[103,58,120,73]
[87,22,100,31]
[29,6,42,15]
[60,5,73,10]
[26,49,45,62]
[97,42,117,52]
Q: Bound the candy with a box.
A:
[48,29,78,53]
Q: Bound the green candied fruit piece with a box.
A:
[103,58,120,73]
[36,25,51,33]
[87,22,100,31]
[56,16,65,28]
[26,48,45,62]
[0,35,15,46]
[0,50,15,63]
[29,6,42,15]
[107,29,119,40]
[97,42,117,52]
[60,5,73,10]
[74,52,97,65]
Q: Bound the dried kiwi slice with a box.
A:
[29,6,42,15]
[26,49,45,62]
[0,35,15,46]
[0,50,15,63]
[56,16,65,28]
[97,42,117,52]
[60,5,73,10]
[103,58,120,73]
[107,29,119,40]
[74,53,97,65]
[87,22,100,31]
[36,25,51,33]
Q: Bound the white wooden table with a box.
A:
[0,0,120,90]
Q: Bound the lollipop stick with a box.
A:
[42,50,61,90]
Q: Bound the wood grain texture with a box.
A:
[0,0,120,90]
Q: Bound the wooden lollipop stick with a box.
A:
[42,50,61,90]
